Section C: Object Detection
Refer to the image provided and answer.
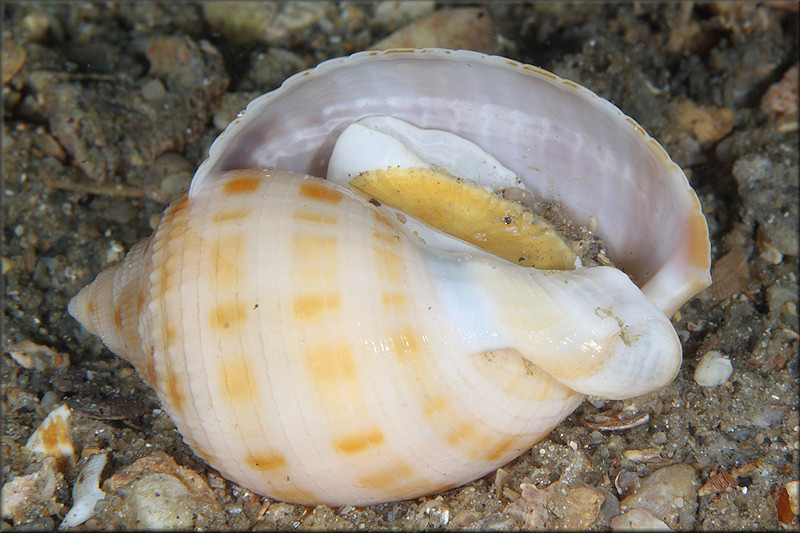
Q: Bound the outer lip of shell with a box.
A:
[189,48,711,316]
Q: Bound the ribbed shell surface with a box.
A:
[104,169,582,506]
[67,49,713,508]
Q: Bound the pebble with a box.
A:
[610,507,672,530]
[620,464,698,530]
[732,155,798,257]
[372,1,436,32]
[1,40,26,85]
[1,457,57,521]
[202,1,330,47]
[673,99,735,144]
[5,339,69,372]
[244,48,306,91]
[140,78,167,104]
[128,473,196,529]
[694,351,734,387]
[761,63,798,120]
[371,7,496,53]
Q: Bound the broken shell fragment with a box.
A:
[67,49,711,506]
[59,453,108,529]
[693,350,733,387]
[25,404,74,462]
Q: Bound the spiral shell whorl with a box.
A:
[70,169,588,505]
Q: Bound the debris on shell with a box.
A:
[371,7,496,52]
[707,246,750,303]
[697,467,737,497]
[24,404,74,462]
[610,507,672,530]
[673,99,736,144]
[619,464,698,530]
[5,340,69,373]
[1,457,58,522]
[59,452,108,529]
[693,350,734,387]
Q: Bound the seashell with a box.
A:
[59,452,108,529]
[68,49,711,506]
[25,404,74,462]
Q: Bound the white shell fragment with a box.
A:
[25,404,74,460]
[693,350,734,387]
[68,49,712,506]
[59,452,108,529]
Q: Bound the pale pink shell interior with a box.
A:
[191,48,711,315]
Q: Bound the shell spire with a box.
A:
[68,226,156,385]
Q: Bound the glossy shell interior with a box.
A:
[191,48,711,315]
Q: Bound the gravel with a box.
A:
[3,3,798,530]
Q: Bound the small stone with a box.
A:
[1,457,57,520]
[622,448,662,462]
[129,473,196,529]
[761,63,798,120]
[245,48,306,91]
[694,351,733,387]
[610,507,672,530]
[141,78,167,104]
[5,340,69,372]
[372,1,436,32]
[371,7,496,53]
[505,483,550,530]
[2,40,27,85]
[673,99,735,144]
[202,2,330,47]
[620,464,698,530]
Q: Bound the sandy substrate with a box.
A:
[2,3,798,530]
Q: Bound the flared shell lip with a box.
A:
[190,48,711,315]
[193,48,684,195]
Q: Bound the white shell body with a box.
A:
[68,49,712,506]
